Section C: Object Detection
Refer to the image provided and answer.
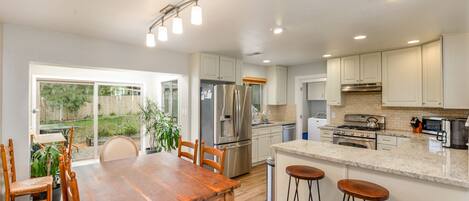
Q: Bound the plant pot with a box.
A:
[145,147,160,154]
[32,186,61,201]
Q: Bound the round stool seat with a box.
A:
[338,179,389,201]
[286,165,325,180]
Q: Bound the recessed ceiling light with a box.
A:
[408,40,420,44]
[322,54,332,58]
[272,27,284,35]
[263,59,271,63]
[354,35,367,40]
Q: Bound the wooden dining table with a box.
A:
[74,152,241,201]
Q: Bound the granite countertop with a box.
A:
[319,125,426,138]
[252,120,295,128]
[272,138,469,188]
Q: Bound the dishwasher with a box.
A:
[282,123,296,142]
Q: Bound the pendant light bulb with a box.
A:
[158,25,168,41]
[191,3,202,25]
[146,31,156,47]
[172,16,183,34]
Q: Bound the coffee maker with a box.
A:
[450,118,468,149]
[436,117,469,149]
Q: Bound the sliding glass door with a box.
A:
[97,84,141,155]
[35,80,142,161]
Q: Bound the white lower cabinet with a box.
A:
[251,137,259,163]
[319,129,334,143]
[377,135,410,151]
[252,126,283,164]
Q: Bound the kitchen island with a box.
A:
[272,138,469,201]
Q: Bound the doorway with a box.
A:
[33,80,142,161]
[294,74,328,140]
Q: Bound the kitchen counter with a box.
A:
[273,139,469,201]
[272,138,469,188]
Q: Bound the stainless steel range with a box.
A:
[332,114,385,150]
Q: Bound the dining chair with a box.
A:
[100,136,138,162]
[200,142,226,175]
[1,138,53,201]
[59,155,80,201]
[177,137,199,164]
[62,127,75,160]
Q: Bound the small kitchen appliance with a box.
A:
[423,116,469,149]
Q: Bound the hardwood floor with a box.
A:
[233,164,267,201]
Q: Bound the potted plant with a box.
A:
[30,143,62,201]
[139,99,180,154]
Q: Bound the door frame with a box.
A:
[31,77,145,159]
[294,74,328,140]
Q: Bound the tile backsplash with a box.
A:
[267,105,296,122]
[330,93,469,131]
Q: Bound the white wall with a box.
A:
[0,23,3,201]
[0,23,3,143]
[287,61,327,105]
[1,24,190,181]
[242,63,268,78]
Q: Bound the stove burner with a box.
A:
[337,125,381,131]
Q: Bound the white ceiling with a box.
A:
[0,0,468,66]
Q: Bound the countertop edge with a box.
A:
[272,143,469,189]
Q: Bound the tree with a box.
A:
[40,83,93,120]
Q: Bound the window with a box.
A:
[247,83,263,112]
[162,80,178,122]
[37,81,142,161]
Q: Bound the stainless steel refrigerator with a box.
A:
[200,83,252,178]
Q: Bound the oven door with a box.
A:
[333,135,376,149]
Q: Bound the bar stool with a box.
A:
[286,165,325,201]
[338,179,389,201]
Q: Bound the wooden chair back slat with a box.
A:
[8,138,16,182]
[66,128,75,159]
[60,154,80,201]
[177,137,198,164]
[200,142,226,174]
[1,144,12,201]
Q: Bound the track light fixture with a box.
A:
[146,0,203,47]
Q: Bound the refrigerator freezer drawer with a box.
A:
[216,140,252,178]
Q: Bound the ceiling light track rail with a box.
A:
[149,0,198,31]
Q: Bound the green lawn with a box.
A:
[43,115,140,144]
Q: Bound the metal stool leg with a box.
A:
[347,195,351,201]
[287,176,292,201]
[316,180,321,201]
[342,193,346,201]
[294,178,300,201]
[307,180,313,201]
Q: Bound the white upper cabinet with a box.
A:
[341,53,381,84]
[422,40,443,108]
[341,55,360,84]
[382,46,422,107]
[198,54,237,82]
[267,66,287,105]
[219,56,236,82]
[443,33,469,109]
[326,58,342,105]
[360,52,382,83]
[307,82,326,100]
[200,54,220,80]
